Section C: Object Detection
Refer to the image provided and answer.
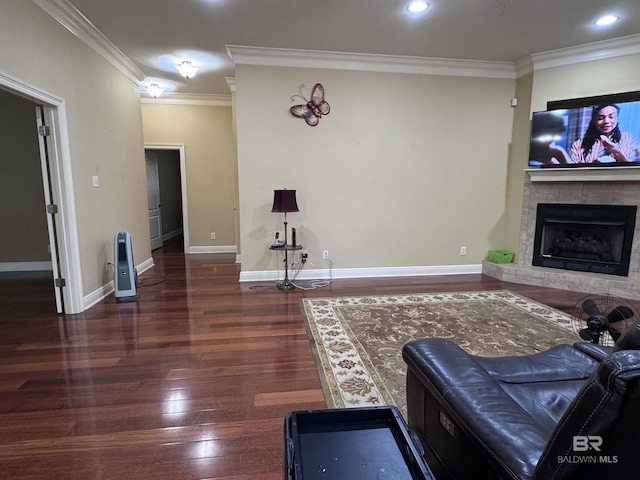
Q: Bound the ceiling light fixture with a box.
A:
[407,1,429,13]
[176,61,199,79]
[146,83,164,98]
[595,15,619,26]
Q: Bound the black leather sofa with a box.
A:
[402,322,640,480]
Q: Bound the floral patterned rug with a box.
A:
[300,290,578,417]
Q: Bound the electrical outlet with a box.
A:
[460,246,467,256]
[210,232,216,240]
[323,250,330,260]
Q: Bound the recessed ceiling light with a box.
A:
[595,15,619,26]
[407,1,429,13]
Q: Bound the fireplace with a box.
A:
[532,203,637,276]
[482,181,640,300]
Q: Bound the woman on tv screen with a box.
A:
[569,104,638,163]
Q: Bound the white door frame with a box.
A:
[0,70,84,314]
[144,145,189,252]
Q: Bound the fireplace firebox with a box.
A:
[532,204,637,276]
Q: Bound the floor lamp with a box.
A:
[272,189,299,290]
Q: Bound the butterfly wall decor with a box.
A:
[289,83,330,127]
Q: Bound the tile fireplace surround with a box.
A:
[483,169,640,300]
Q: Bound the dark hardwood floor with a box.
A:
[0,238,616,479]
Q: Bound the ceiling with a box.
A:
[65,0,640,97]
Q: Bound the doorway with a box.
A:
[0,73,83,314]
[0,90,56,313]
[144,146,187,253]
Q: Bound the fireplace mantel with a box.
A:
[526,166,640,182]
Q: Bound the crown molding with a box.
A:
[514,56,535,78]
[227,45,516,79]
[33,0,145,85]
[225,77,236,92]
[228,36,640,81]
[141,92,232,106]
[517,33,640,77]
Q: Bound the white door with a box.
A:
[145,151,163,250]
[35,106,63,313]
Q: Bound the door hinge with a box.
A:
[54,277,66,288]
[38,125,51,136]
[46,204,59,214]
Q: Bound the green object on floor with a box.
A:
[488,249,514,264]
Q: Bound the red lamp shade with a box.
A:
[271,189,299,213]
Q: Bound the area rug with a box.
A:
[300,290,578,417]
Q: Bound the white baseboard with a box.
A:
[187,245,237,254]
[162,228,183,242]
[238,264,483,282]
[83,280,114,310]
[136,257,156,276]
[0,261,53,272]
[83,256,155,310]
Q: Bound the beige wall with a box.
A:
[0,90,50,262]
[235,65,516,273]
[504,54,640,257]
[0,1,150,299]
[503,72,533,259]
[141,104,238,248]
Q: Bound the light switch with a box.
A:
[92,175,100,187]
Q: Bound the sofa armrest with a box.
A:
[403,338,500,394]
[572,342,613,361]
[473,344,599,384]
[403,339,550,480]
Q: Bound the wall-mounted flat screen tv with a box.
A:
[528,91,640,167]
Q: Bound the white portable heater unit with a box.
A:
[114,231,137,301]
